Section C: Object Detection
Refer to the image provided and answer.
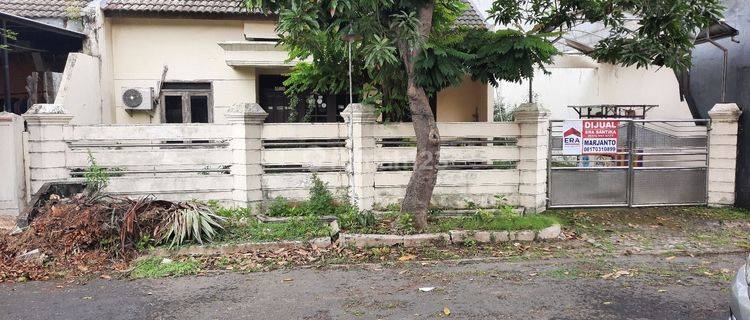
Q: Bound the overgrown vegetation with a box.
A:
[131,257,200,279]
[160,203,227,246]
[216,217,331,243]
[434,211,559,232]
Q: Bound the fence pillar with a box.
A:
[515,103,550,213]
[22,104,73,195]
[342,103,378,210]
[708,103,741,207]
[226,103,267,207]
[0,112,26,218]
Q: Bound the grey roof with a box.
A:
[0,0,89,18]
[102,0,262,16]
[101,0,486,27]
[457,0,486,27]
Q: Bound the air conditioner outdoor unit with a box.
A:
[121,87,154,110]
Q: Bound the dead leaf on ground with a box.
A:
[398,254,416,262]
[443,307,451,316]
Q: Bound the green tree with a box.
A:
[247,0,722,231]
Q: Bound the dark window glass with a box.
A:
[190,96,209,123]
[164,95,183,123]
[162,82,211,90]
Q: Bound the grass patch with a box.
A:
[131,257,199,278]
[432,213,559,232]
[216,217,330,243]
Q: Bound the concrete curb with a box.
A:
[339,224,563,248]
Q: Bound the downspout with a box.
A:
[2,19,11,112]
[705,28,729,103]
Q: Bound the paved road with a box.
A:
[1,253,743,320]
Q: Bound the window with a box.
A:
[159,82,213,123]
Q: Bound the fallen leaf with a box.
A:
[282,278,294,282]
[419,287,435,292]
[665,256,676,261]
[99,274,111,280]
[603,301,612,305]
[443,307,451,316]
[398,254,416,262]
[658,289,667,293]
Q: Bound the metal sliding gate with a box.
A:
[548,119,710,208]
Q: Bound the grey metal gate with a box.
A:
[547,119,710,208]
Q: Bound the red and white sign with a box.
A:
[562,120,619,155]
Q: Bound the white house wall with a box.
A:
[107,18,259,124]
[498,56,693,120]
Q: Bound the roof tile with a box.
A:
[0,0,89,18]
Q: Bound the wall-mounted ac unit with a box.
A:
[121,87,154,110]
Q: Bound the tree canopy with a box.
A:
[248,0,722,121]
[247,0,724,230]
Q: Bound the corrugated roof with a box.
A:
[0,0,89,19]
[101,0,486,27]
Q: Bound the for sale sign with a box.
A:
[562,120,583,155]
[582,120,619,154]
[562,120,619,155]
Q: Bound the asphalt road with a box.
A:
[0,253,743,320]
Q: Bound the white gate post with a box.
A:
[708,103,741,207]
[515,103,551,213]
[22,104,74,195]
[226,103,268,207]
[0,112,26,218]
[342,103,378,210]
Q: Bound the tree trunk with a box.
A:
[398,2,438,231]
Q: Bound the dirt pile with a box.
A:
[0,194,178,282]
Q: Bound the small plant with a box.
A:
[306,173,335,215]
[473,208,495,223]
[207,200,252,220]
[131,257,199,278]
[83,151,110,198]
[160,202,227,246]
[266,197,304,217]
[395,212,416,235]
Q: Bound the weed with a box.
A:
[83,152,109,196]
[217,216,330,243]
[395,212,416,235]
[131,257,199,278]
[207,200,253,220]
[437,214,558,232]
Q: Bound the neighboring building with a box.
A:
[0,1,88,115]
[684,0,749,208]
[1,0,495,125]
[497,55,694,120]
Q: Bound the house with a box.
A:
[1,0,495,125]
[0,1,88,114]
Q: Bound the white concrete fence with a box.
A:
[0,102,741,221]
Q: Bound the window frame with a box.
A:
[159,84,214,124]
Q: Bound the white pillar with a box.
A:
[225,103,267,207]
[0,112,26,217]
[341,103,378,210]
[708,103,741,207]
[22,104,74,195]
[514,103,550,213]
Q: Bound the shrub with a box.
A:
[160,202,227,246]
